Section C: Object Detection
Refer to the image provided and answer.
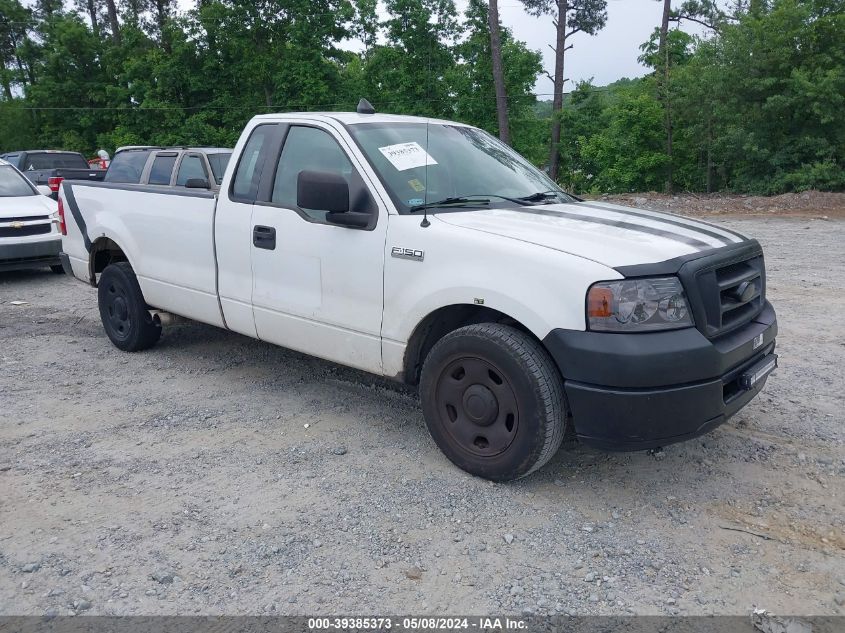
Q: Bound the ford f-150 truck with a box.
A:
[57,103,778,481]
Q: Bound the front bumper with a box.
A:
[0,237,62,272]
[543,301,777,450]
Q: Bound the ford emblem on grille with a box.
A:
[732,281,757,303]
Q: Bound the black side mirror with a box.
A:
[185,177,210,189]
[297,170,349,213]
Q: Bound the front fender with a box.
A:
[381,215,621,376]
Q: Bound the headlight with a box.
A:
[587,277,693,332]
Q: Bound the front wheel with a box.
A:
[97,262,161,352]
[419,323,566,481]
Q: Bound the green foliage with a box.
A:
[671,0,845,193]
[578,81,669,193]
[548,0,845,194]
[0,0,842,195]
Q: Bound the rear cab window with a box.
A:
[105,150,154,183]
[231,125,278,201]
[23,152,88,170]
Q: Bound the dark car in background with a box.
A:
[0,150,106,199]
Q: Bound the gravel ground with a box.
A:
[1,216,843,617]
[592,190,845,218]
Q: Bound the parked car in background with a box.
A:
[0,158,62,274]
[104,146,232,191]
[0,150,106,199]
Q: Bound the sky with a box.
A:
[496,0,709,93]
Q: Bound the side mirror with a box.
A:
[185,178,210,189]
[297,170,349,213]
[36,185,52,196]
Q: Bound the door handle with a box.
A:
[253,225,276,250]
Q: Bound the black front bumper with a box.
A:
[0,238,62,272]
[543,301,777,450]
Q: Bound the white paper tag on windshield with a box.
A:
[378,142,438,172]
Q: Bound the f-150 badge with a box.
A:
[391,247,424,262]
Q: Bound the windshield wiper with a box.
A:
[409,191,564,213]
[517,190,563,203]
[409,196,491,212]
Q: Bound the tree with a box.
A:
[658,0,672,193]
[519,0,607,181]
[105,0,120,42]
[488,0,509,144]
[0,0,34,100]
[580,82,668,192]
[364,0,458,117]
[351,0,378,56]
[451,0,542,155]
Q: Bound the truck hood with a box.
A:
[435,200,748,268]
[0,195,56,218]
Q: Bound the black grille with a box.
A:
[686,254,766,338]
[715,257,765,331]
[0,223,51,237]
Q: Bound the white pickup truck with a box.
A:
[58,103,778,480]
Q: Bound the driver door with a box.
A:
[250,122,387,374]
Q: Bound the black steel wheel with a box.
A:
[420,323,566,481]
[97,262,161,352]
[435,357,520,457]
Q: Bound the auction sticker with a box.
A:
[378,142,438,172]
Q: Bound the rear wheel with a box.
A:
[97,262,161,352]
[419,323,566,481]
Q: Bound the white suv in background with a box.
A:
[0,158,63,274]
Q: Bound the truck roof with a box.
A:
[252,112,471,127]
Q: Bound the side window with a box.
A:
[232,125,275,201]
[104,150,152,183]
[271,126,354,222]
[176,155,207,186]
[148,154,177,185]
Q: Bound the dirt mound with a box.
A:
[585,190,845,218]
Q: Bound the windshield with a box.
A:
[347,122,573,213]
[207,152,232,184]
[0,166,36,197]
[105,150,153,183]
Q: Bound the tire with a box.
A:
[50,264,65,274]
[419,323,566,481]
[97,262,161,352]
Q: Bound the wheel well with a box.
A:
[402,304,535,385]
[89,237,129,285]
